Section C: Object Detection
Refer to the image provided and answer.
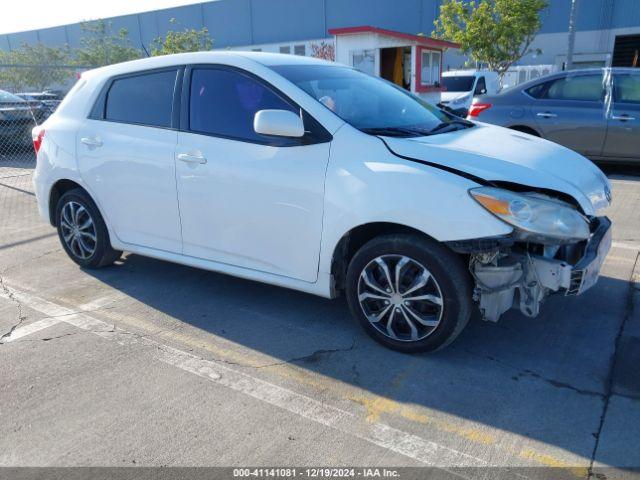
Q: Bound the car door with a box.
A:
[530,73,607,156]
[77,68,183,253]
[603,72,640,161]
[175,65,332,282]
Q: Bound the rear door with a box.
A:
[77,68,183,253]
[603,72,640,161]
[530,73,607,156]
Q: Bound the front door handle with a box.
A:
[177,152,207,164]
[536,112,557,118]
[80,137,103,148]
[611,114,635,121]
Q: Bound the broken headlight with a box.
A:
[470,187,590,243]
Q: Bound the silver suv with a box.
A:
[468,68,640,165]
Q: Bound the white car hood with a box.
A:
[383,123,611,215]
[440,91,470,103]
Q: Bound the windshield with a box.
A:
[441,76,475,92]
[271,64,454,134]
[0,89,26,104]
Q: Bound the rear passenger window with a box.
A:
[189,68,297,142]
[525,82,548,99]
[544,75,603,101]
[105,70,177,127]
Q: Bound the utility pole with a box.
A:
[566,0,579,70]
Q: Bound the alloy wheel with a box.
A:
[357,254,444,342]
[59,201,97,260]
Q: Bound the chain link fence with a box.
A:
[0,64,81,175]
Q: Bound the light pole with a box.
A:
[566,0,579,70]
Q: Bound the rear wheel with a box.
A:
[346,234,472,353]
[56,189,121,268]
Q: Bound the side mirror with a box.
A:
[254,109,305,138]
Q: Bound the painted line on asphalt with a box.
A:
[0,282,507,477]
[612,241,640,252]
[0,316,63,343]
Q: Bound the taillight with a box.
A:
[468,103,492,118]
[33,129,45,155]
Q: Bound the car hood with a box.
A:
[440,91,471,103]
[383,123,611,215]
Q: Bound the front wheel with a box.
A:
[346,234,472,353]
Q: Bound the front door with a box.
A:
[77,68,182,253]
[175,66,331,282]
[531,73,607,157]
[603,72,640,161]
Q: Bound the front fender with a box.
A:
[318,128,512,275]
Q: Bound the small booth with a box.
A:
[329,26,460,104]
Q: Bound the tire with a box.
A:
[346,233,472,353]
[55,188,121,268]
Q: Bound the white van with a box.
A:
[439,70,500,116]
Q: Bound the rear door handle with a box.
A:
[611,114,635,121]
[536,112,557,118]
[80,137,103,148]
[177,152,207,164]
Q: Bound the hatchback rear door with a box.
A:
[530,73,607,157]
[603,72,640,161]
[77,68,183,253]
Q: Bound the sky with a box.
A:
[0,0,207,34]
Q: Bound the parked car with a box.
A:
[16,91,62,118]
[32,52,612,352]
[438,70,500,117]
[0,89,38,154]
[468,68,640,165]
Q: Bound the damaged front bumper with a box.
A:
[449,217,612,322]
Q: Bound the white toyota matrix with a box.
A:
[33,52,612,352]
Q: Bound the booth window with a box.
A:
[420,50,442,86]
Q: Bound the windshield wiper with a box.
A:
[428,119,474,135]
[360,126,428,138]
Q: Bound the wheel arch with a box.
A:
[330,222,442,295]
[48,179,90,226]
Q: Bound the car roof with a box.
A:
[83,51,338,80]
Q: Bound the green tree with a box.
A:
[433,0,548,79]
[75,19,142,67]
[150,18,213,56]
[0,43,73,91]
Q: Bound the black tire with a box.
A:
[346,233,472,353]
[55,188,121,268]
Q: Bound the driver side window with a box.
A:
[189,68,297,143]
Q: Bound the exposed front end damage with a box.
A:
[448,217,612,322]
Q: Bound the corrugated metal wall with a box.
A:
[1,0,639,52]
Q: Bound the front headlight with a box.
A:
[470,187,590,243]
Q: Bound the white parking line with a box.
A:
[612,241,640,252]
[0,282,509,477]
[0,317,63,343]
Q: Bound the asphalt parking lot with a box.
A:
[0,153,639,479]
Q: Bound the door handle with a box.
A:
[536,112,557,118]
[177,152,207,164]
[80,137,103,147]
[611,114,635,121]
